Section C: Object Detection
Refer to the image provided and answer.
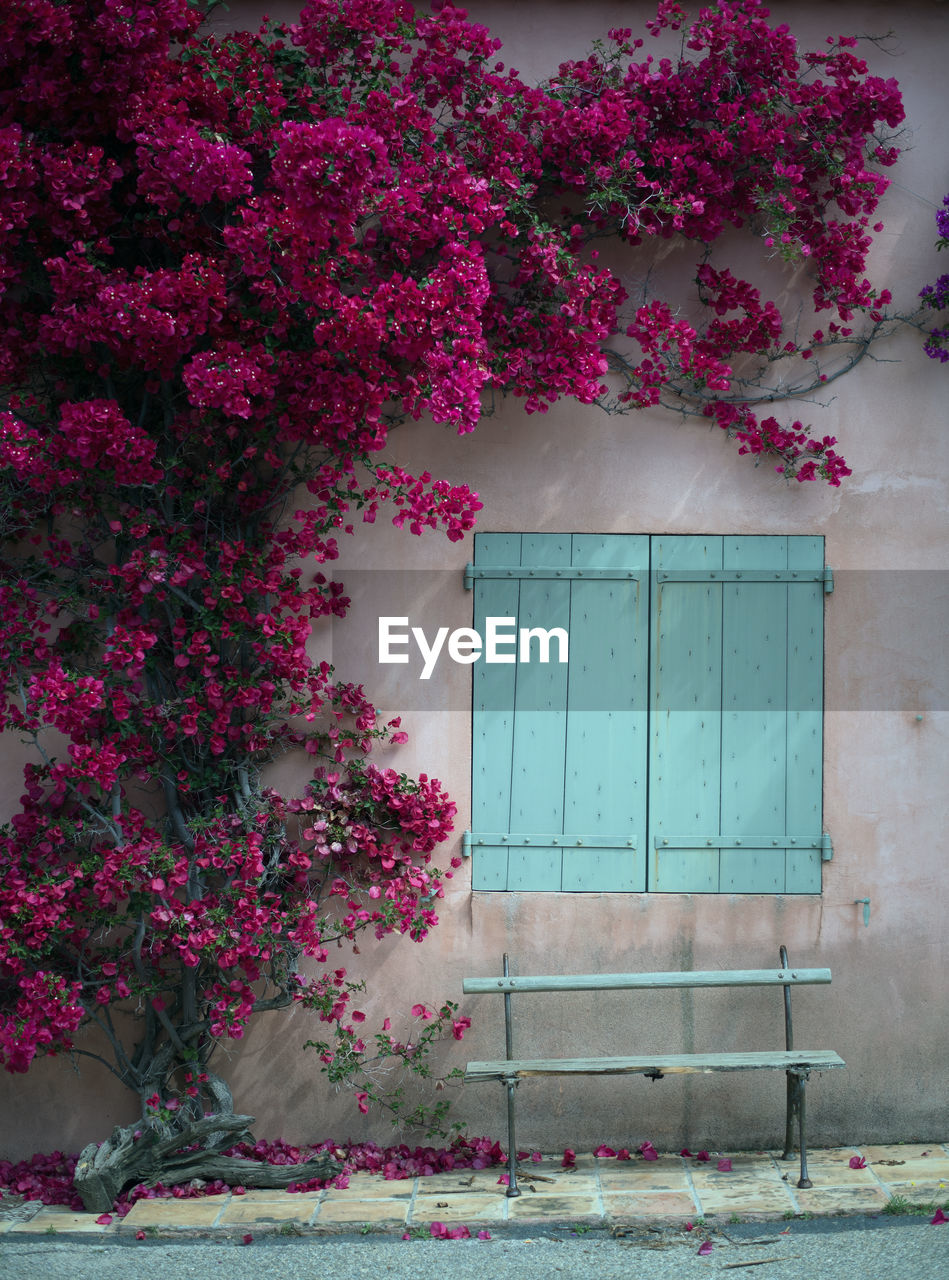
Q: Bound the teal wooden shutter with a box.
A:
[469,533,648,891]
[648,535,827,893]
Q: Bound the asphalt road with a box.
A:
[0,1218,945,1280]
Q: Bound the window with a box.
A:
[466,533,831,893]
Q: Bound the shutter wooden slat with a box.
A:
[650,536,724,891]
[563,534,647,891]
[506,534,571,888]
[720,537,789,891]
[471,534,520,890]
[785,538,825,892]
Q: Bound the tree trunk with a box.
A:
[74,1113,342,1213]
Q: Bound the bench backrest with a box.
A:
[462,968,830,995]
[464,950,828,1058]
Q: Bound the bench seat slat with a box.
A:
[463,1049,845,1083]
[462,969,831,995]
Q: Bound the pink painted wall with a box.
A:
[2,1,947,1160]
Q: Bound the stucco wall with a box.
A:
[1,1,946,1160]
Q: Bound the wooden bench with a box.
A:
[462,946,844,1196]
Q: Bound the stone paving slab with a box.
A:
[601,1189,697,1219]
[412,1192,506,1223]
[1,1142,945,1238]
[215,1198,319,1227]
[6,1206,116,1235]
[324,1174,414,1199]
[795,1184,890,1214]
[314,1197,410,1225]
[117,1196,228,1230]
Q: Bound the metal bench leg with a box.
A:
[780,947,805,1181]
[795,1073,812,1189]
[782,1071,796,1163]
[785,1069,813,1189]
[501,955,520,1197]
[505,1078,520,1197]
[779,961,812,1187]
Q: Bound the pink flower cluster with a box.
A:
[0,972,84,1074]
[136,124,253,212]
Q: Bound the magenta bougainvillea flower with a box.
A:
[430,1221,472,1239]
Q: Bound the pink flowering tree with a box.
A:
[0,0,905,1206]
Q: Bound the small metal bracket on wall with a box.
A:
[854,897,871,927]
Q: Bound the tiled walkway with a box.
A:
[2,1144,946,1238]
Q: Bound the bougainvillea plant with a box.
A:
[919,193,949,362]
[0,0,905,1202]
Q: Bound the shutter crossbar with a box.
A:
[655,836,826,850]
[463,564,640,588]
[464,831,636,857]
[656,570,825,583]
